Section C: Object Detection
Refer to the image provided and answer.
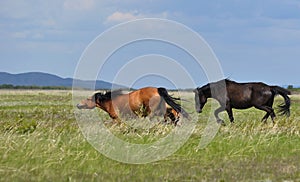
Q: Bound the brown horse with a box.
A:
[194,79,291,124]
[77,87,189,125]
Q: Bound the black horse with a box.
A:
[194,79,291,124]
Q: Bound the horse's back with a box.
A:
[227,81,252,98]
[139,87,159,96]
[227,81,271,96]
[127,87,160,109]
[133,87,159,100]
[226,81,273,108]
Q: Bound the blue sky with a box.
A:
[1,0,300,88]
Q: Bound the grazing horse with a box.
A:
[77,87,189,125]
[194,79,291,124]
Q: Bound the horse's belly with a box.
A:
[231,102,253,109]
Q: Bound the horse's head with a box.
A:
[77,92,106,110]
[77,95,97,109]
[193,88,207,113]
[77,91,119,110]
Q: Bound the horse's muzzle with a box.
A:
[77,104,85,109]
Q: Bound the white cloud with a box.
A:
[105,11,142,23]
[105,11,168,24]
[63,0,95,11]
[10,31,45,40]
[32,33,44,39]
[41,19,57,27]
[11,31,29,39]
[0,0,32,19]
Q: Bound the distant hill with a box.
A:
[0,72,126,90]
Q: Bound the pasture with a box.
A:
[0,90,299,181]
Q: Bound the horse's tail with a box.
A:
[271,86,291,117]
[157,87,190,119]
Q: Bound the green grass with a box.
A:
[0,90,299,181]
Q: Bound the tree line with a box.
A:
[0,84,298,93]
[0,84,71,90]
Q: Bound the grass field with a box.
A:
[0,90,299,181]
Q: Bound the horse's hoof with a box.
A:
[174,120,182,127]
[174,119,180,126]
[217,119,226,126]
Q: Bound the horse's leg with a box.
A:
[158,102,167,122]
[164,112,168,123]
[143,105,151,117]
[109,113,120,123]
[254,105,275,124]
[171,109,180,125]
[259,97,277,124]
[225,105,234,123]
[267,99,276,124]
[148,96,165,120]
[164,108,172,123]
[214,106,226,125]
[261,109,276,123]
[164,108,179,125]
[265,107,276,124]
[261,113,270,123]
[270,108,276,124]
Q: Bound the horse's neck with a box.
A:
[208,85,228,105]
[206,82,228,98]
[98,101,110,112]
[203,87,212,98]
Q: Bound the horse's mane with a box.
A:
[224,78,236,84]
[200,83,210,91]
[197,79,230,96]
[197,79,227,89]
[93,89,124,102]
